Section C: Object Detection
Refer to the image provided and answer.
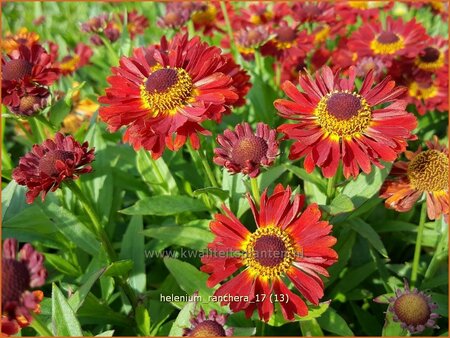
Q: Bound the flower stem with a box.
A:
[220,1,240,62]
[326,174,337,205]
[411,202,428,287]
[28,118,46,144]
[64,180,138,309]
[250,177,260,206]
[424,219,448,280]
[197,147,219,188]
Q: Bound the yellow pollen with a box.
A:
[408,82,438,100]
[314,90,372,139]
[314,25,330,43]
[348,1,369,9]
[140,66,193,117]
[191,4,217,25]
[407,149,449,192]
[243,226,297,280]
[370,33,405,55]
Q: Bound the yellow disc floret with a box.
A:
[408,150,449,192]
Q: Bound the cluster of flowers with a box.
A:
[2,1,447,336]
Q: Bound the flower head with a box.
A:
[99,33,250,158]
[119,10,149,40]
[380,136,448,220]
[349,17,428,63]
[1,238,47,336]
[387,280,439,334]
[233,25,270,60]
[406,71,448,115]
[8,86,50,117]
[214,123,279,178]
[2,27,40,54]
[12,132,95,204]
[275,66,417,178]
[2,44,59,108]
[414,36,447,73]
[53,43,93,76]
[201,185,338,321]
[182,308,233,337]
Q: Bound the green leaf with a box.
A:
[284,164,327,191]
[136,149,178,195]
[142,225,214,250]
[300,318,324,336]
[120,216,146,293]
[120,195,207,216]
[103,260,134,278]
[349,218,388,258]
[51,284,83,336]
[68,267,107,312]
[95,330,115,337]
[45,253,80,277]
[317,308,354,336]
[341,162,392,209]
[331,262,377,297]
[322,194,355,215]
[136,304,151,336]
[265,301,330,326]
[382,311,406,336]
[77,294,131,327]
[168,296,197,336]
[259,165,286,190]
[49,98,71,127]
[193,187,229,201]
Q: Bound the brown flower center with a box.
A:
[189,320,226,337]
[141,66,193,115]
[19,95,40,113]
[3,59,33,81]
[38,150,75,177]
[377,31,400,44]
[231,136,268,167]
[326,92,362,120]
[254,235,287,267]
[394,294,431,326]
[315,91,372,138]
[407,150,449,192]
[275,26,297,43]
[164,12,181,25]
[420,47,440,63]
[2,258,30,308]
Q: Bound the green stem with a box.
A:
[220,1,240,62]
[326,175,337,205]
[197,148,219,188]
[411,202,428,287]
[30,312,54,336]
[35,114,56,131]
[28,118,46,143]
[424,222,448,280]
[254,50,264,76]
[99,35,119,65]
[250,177,260,206]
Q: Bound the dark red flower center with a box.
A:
[246,29,266,45]
[189,320,226,337]
[253,235,287,267]
[326,92,362,120]
[231,136,268,167]
[38,150,75,177]
[164,11,181,24]
[275,26,297,42]
[304,5,321,18]
[394,294,431,326]
[2,59,33,81]
[146,68,179,93]
[2,258,30,309]
[420,47,440,63]
[377,31,400,44]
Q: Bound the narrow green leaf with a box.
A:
[120,195,207,216]
[103,260,134,278]
[142,225,214,250]
[193,187,229,200]
[317,308,354,336]
[136,304,151,336]
[45,253,80,277]
[51,284,83,336]
[300,319,324,336]
[349,218,388,258]
[68,267,107,312]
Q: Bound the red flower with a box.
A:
[12,132,95,204]
[201,185,337,321]
[2,44,59,108]
[406,71,448,115]
[158,4,191,30]
[414,36,447,73]
[348,17,428,63]
[1,28,40,54]
[231,25,270,60]
[99,33,250,158]
[1,238,47,336]
[261,21,313,61]
[380,136,448,220]
[291,2,336,24]
[190,1,227,36]
[119,10,149,40]
[51,43,93,76]
[274,66,417,179]
[214,122,279,178]
[232,2,289,29]
[8,86,50,117]
[183,308,233,336]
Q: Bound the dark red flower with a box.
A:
[119,10,149,40]
[291,2,336,24]
[232,25,270,60]
[406,71,448,115]
[1,28,40,54]
[414,36,447,73]
[214,122,279,178]
[232,2,289,29]
[201,185,338,321]
[158,4,190,30]
[99,33,250,158]
[8,86,50,117]
[1,238,46,336]
[12,132,95,204]
[2,44,59,108]
[380,136,448,220]
[275,66,417,178]
[190,1,227,36]
[51,43,93,76]
[183,308,233,336]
